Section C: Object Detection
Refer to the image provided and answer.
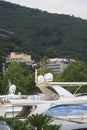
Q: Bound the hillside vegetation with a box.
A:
[0,1,87,61]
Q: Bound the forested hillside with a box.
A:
[0,1,87,61]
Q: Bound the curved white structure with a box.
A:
[8,72,87,123]
[1,71,87,123]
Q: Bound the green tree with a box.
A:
[1,61,40,95]
[24,73,40,94]
[26,114,53,130]
[45,47,60,58]
[60,60,87,82]
[60,60,87,93]
[2,62,26,94]
[0,117,28,130]
[42,56,49,64]
[43,124,61,130]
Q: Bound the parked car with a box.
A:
[0,121,13,130]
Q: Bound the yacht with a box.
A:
[0,84,27,118]
[1,70,87,123]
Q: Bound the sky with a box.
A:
[4,0,87,20]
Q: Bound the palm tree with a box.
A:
[26,113,53,130]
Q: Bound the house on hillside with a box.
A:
[6,52,34,65]
[44,58,75,73]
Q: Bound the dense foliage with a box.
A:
[0,61,40,95]
[54,60,87,93]
[0,116,60,130]
[26,114,53,130]
[0,60,87,94]
[60,60,87,82]
[0,1,87,61]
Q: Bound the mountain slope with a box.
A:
[0,1,87,61]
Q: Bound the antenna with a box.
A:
[35,69,38,84]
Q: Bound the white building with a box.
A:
[6,52,34,65]
[45,58,75,73]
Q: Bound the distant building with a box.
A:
[45,58,75,73]
[6,52,34,65]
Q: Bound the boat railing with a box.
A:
[54,110,87,123]
[27,94,59,101]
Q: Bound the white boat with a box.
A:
[1,70,87,123]
[0,84,28,118]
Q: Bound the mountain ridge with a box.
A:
[0,1,87,61]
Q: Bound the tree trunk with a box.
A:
[37,127,42,130]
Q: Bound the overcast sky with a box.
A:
[4,0,87,20]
